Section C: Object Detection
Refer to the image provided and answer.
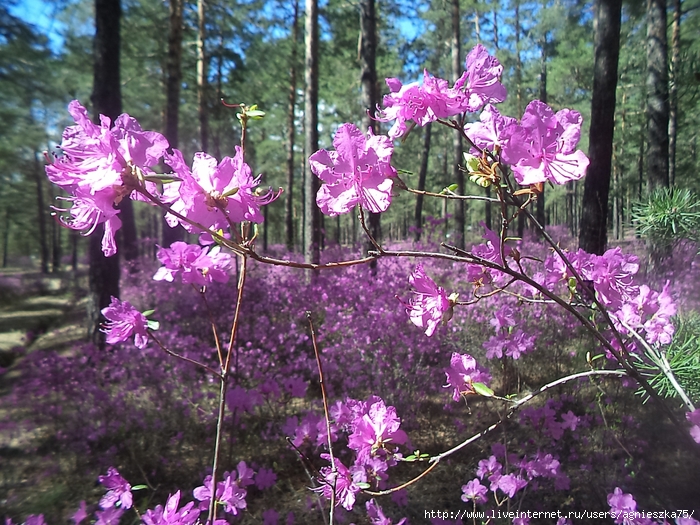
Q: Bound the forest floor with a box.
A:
[0,268,87,513]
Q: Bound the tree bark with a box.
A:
[360,0,381,261]
[668,0,681,186]
[646,0,670,191]
[162,0,185,246]
[304,0,321,266]
[451,0,465,249]
[286,0,300,252]
[579,0,622,255]
[536,32,547,233]
[197,0,209,153]
[414,123,432,242]
[90,0,122,346]
[34,152,49,274]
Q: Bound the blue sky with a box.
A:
[9,0,66,51]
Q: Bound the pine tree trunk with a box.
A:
[668,0,681,186]
[360,0,381,263]
[163,0,185,246]
[34,152,49,274]
[304,0,321,266]
[414,123,432,242]
[90,0,122,347]
[536,33,547,234]
[197,0,209,153]
[286,0,299,252]
[451,0,465,249]
[579,0,622,255]
[646,0,669,191]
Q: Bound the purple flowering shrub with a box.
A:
[5,42,700,525]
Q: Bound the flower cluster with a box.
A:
[193,462,255,516]
[46,101,168,255]
[376,44,506,140]
[46,101,280,257]
[153,241,232,286]
[308,123,396,216]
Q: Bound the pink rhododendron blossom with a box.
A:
[153,241,232,285]
[461,479,488,504]
[377,74,440,139]
[71,502,88,525]
[309,123,396,215]
[255,468,277,490]
[502,100,589,186]
[453,44,508,112]
[47,101,169,256]
[98,466,133,509]
[193,470,248,516]
[313,455,363,511]
[464,104,516,154]
[444,352,491,401]
[142,491,200,525]
[165,146,280,232]
[101,297,150,349]
[687,409,700,444]
[348,397,407,462]
[495,473,528,498]
[401,264,452,337]
[53,186,123,257]
[366,498,408,525]
[607,487,653,525]
[476,455,502,479]
[94,507,124,525]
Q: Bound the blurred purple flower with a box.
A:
[101,297,150,349]
[98,467,133,509]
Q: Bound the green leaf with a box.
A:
[473,382,494,397]
[143,174,183,184]
[142,309,155,317]
[441,184,459,194]
[147,320,160,331]
[356,482,371,490]
[246,109,266,119]
[463,153,480,173]
[131,485,148,491]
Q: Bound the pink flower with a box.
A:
[377,75,439,139]
[687,409,700,444]
[101,297,150,349]
[165,147,280,233]
[366,499,408,525]
[313,456,363,511]
[98,467,133,509]
[47,101,169,256]
[607,487,653,525]
[461,478,488,504]
[348,397,407,462]
[71,502,88,525]
[153,241,232,285]
[444,352,491,401]
[309,124,396,215]
[193,471,248,516]
[464,104,516,154]
[142,491,200,525]
[502,100,589,186]
[453,44,508,112]
[94,507,124,525]
[401,264,452,337]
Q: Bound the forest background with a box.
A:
[2,0,699,267]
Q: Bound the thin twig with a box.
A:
[364,369,626,496]
[307,312,337,524]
